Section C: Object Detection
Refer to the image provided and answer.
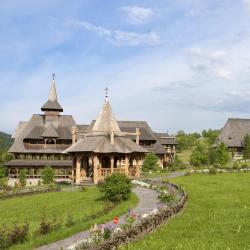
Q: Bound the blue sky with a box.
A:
[1,0,250,134]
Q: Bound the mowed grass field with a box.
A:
[121,173,250,250]
[0,186,138,250]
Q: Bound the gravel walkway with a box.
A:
[36,186,159,250]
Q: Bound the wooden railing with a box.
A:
[129,167,137,177]
[8,174,71,179]
[98,168,126,179]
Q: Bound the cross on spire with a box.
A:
[52,73,55,81]
[105,87,109,102]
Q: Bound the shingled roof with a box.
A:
[65,99,147,154]
[155,133,178,145]
[65,135,147,154]
[9,114,76,153]
[41,80,63,112]
[216,118,250,148]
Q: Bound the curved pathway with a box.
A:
[36,186,159,250]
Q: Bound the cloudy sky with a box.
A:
[1,0,250,134]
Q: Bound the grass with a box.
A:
[141,171,170,179]
[177,149,192,164]
[0,186,138,250]
[120,173,250,250]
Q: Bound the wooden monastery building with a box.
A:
[5,78,177,185]
[216,118,250,154]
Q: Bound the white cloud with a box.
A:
[187,47,232,80]
[242,0,250,8]
[121,6,155,24]
[65,19,160,46]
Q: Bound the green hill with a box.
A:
[0,131,12,150]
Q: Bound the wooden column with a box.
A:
[125,155,129,176]
[72,127,77,144]
[93,155,99,184]
[75,155,81,184]
[136,156,140,178]
[111,156,114,173]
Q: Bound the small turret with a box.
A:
[41,74,63,114]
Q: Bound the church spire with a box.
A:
[41,74,63,112]
[92,90,121,133]
[48,73,58,102]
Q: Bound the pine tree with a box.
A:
[19,169,27,188]
[243,134,250,159]
[41,166,54,184]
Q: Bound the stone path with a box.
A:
[36,186,159,250]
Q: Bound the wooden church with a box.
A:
[5,77,177,185]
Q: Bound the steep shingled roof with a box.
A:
[41,80,63,112]
[41,125,59,138]
[92,100,121,133]
[216,118,250,147]
[9,114,76,153]
[65,100,147,154]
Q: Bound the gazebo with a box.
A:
[64,94,147,184]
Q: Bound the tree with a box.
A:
[0,166,6,179]
[176,131,201,151]
[243,134,250,160]
[41,166,54,184]
[142,153,159,171]
[99,173,132,203]
[215,143,229,166]
[190,143,208,167]
[202,129,220,145]
[19,169,27,188]
[208,143,229,166]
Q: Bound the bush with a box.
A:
[190,143,208,167]
[209,166,217,175]
[65,213,75,227]
[158,191,175,204]
[99,173,132,203]
[142,153,159,171]
[103,227,112,240]
[39,209,52,235]
[41,166,54,184]
[19,169,27,188]
[0,223,29,249]
[7,223,29,245]
[233,161,240,170]
[0,225,9,249]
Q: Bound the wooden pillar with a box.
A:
[111,156,114,173]
[93,155,99,184]
[75,155,81,184]
[136,156,140,178]
[125,155,129,176]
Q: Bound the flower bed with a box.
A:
[72,180,188,250]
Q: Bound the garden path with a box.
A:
[36,186,159,250]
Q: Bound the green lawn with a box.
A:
[121,173,250,250]
[0,186,138,250]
